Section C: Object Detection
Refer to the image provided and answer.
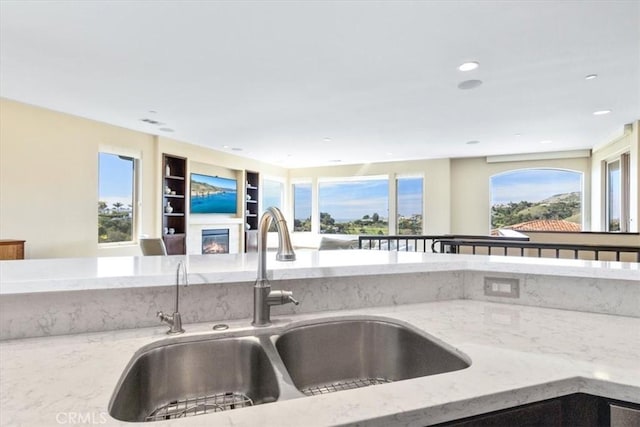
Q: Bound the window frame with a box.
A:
[489,168,584,233]
[605,152,630,232]
[317,174,390,235]
[261,176,285,211]
[395,174,424,235]
[97,148,141,246]
[292,180,313,233]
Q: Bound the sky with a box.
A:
[98,153,134,207]
[490,169,582,205]
[294,177,422,221]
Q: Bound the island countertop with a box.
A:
[1,299,639,426]
[1,250,638,294]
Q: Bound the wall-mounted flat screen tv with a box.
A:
[190,173,237,214]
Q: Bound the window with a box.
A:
[98,152,136,243]
[606,153,630,232]
[293,182,312,232]
[262,178,284,231]
[396,176,423,235]
[318,177,388,234]
[262,179,284,210]
[490,169,583,232]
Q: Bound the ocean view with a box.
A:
[191,191,237,214]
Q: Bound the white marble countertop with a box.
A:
[2,250,638,294]
[1,300,639,426]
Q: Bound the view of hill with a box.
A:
[191,181,234,196]
[491,192,581,229]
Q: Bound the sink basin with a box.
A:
[109,336,279,422]
[109,316,470,422]
[275,319,470,396]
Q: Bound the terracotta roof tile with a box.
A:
[500,219,581,232]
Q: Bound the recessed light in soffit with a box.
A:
[458,61,479,71]
[466,140,480,145]
[593,110,611,116]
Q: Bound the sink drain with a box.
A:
[301,377,392,396]
[145,392,253,421]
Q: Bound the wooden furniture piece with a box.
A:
[245,170,260,252]
[162,154,187,255]
[0,239,25,260]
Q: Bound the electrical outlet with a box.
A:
[484,277,520,298]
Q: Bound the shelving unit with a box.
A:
[245,170,260,252]
[162,154,187,255]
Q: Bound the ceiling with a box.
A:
[1,1,639,168]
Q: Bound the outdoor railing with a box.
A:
[434,238,640,262]
[358,234,640,262]
[358,234,529,252]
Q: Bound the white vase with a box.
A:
[165,202,173,214]
[165,164,171,176]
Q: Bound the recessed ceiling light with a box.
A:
[540,140,553,144]
[593,110,611,116]
[386,152,393,156]
[158,127,174,132]
[585,74,598,80]
[323,138,332,142]
[466,140,480,145]
[231,147,243,151]
[140,118,164,125]
[514,133,522,137]
[222,145,230,149]
[457,79,483,90]
[458,61,479,71]
[148,110,157,114]
[329,159,342,163]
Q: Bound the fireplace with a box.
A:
[202,229,229,254]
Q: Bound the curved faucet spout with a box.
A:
[257,207,296,283]
[253,207,298,327]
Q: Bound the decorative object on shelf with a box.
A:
[168,228,175,235]
[246,194,252,201]
[165,164,171,177]
[164,227,169,234]
[171,191,176,195]
[165,186,171,194]
[165,202,173,214]
[245,223,251,230]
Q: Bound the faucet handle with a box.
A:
[267,290,300,306]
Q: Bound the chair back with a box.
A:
[140,238,168,256]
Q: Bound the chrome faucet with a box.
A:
[252,207,299,326]
[157,260,188,334]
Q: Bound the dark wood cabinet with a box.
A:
[434,394,639,427]
[245,170,259,252]
[162,154,187,255]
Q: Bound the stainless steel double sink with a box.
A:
[109,316,471,422]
